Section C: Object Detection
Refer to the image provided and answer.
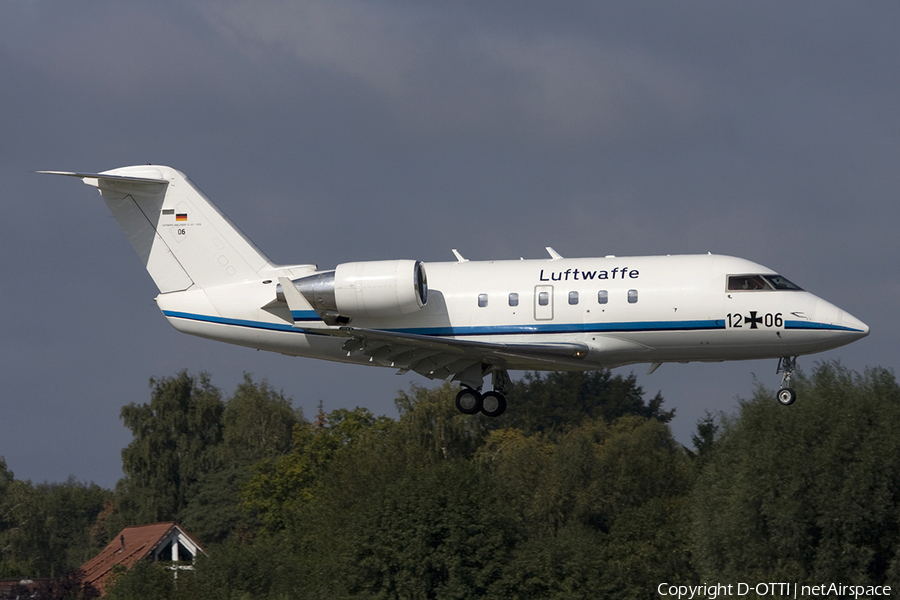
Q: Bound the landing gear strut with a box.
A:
[776,356,798,406]
[454,368,511,417]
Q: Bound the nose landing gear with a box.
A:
[776,356,798,406]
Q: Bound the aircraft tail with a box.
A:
[42,166,273,292]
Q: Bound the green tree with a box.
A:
[115,371,224,527]
[103,561,175,600]
[176,536,303,600]
[0,465,109,579]
[32,479,111,576]
[689,410,719,460]
[480,417,694,598]
[691,362,900,585]
[346,460,515,599]
[221,374,302,466]
[507,370,673,436]
[269,378,692,599]
[180,375,304,544]
[395,382,500,461]
[100,370,698,599]
[242,406,393,533]
[0,458,33,577]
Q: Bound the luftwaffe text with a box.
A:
[539,267,639,282]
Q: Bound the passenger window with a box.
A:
[628,289,638,304]
[597,290,608,304]
[509,293,519,307]
[538,291,549,306]
[568,291,579,305]
[478,293,488,308]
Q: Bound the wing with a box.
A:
[302,325,590,387]
[275,276,589,387]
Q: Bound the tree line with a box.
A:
[2,362,900,598]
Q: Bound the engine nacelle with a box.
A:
[286,260,428,319]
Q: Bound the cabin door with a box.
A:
[534,285,554,320]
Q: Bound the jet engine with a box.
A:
[279,259,428,320]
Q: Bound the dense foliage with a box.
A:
[2,363,900,598]
[0,467,110,579]
[691,364,900,583]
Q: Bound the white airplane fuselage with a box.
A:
[156,253,867,371]
[44,165,868,411]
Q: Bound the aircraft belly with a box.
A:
[618,327,855,363]
[160,312,370,365]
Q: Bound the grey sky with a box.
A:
[2,1,896,488]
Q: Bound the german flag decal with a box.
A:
[176,213,188,222]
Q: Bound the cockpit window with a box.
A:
[727,275,769,290]
[727,274,803,291]
[763,275,803,290]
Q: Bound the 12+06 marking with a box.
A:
[726,312,783,329]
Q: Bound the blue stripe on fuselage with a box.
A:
[161,311,862,337]
[162,310,723,336]
[784,320,866,333]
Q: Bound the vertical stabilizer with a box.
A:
[43,166,273,292]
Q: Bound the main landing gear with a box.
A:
[455,388,507,417]
[455,368,511,417]
[776,356,798,406]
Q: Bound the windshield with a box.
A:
[763,274,803,290]
[727,274,803,291]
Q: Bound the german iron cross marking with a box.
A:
[746,311,763,329]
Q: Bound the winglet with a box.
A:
[546,247,563,260]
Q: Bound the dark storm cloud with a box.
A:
[2,0,897,486]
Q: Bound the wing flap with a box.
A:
[301,325,590,382]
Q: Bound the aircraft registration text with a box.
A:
[726,312,784,330]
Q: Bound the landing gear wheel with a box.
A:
[455,388,482,415]
[776,388,797,406]
[480,391,507,417]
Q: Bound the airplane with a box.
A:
[42,165,869,416]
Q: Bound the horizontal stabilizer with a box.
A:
[38,171,168,185]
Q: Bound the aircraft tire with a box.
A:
[480,391,507,417]
[776,388,797,406]
[456,388,482,415]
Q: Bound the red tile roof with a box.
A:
[79,522,202,596]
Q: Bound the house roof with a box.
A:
[79,522,204,596]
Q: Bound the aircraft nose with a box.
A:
[815,298,869,341]
[840,310,870,338]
